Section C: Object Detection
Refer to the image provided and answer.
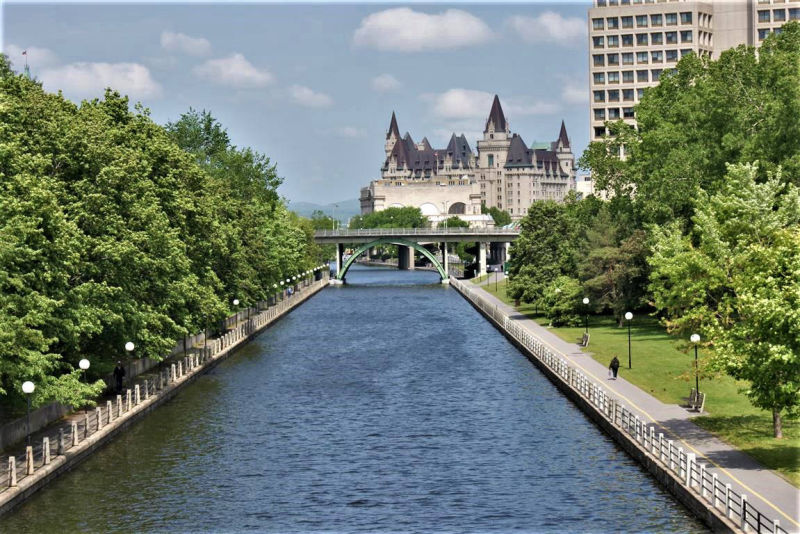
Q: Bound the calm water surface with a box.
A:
[2,266,706,533]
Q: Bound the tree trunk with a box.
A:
[773,408,783,439]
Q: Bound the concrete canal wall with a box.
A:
[0,275,328,517]
[449,277,764,534]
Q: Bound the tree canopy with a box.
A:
[349,206,427,229]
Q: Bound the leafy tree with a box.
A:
[541,276,583,327]
[443,216,469,228]
[649,163,800,437]
[350,206,426,229]
[481,203,512,227]
[309,210,336,230]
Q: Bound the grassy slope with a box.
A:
[471,279,799,486]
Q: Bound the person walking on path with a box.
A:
[609,356,620,380]
[113,361,126,393]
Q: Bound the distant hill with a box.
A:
[287,198,360,224]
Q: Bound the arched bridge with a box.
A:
[313,227,520,283]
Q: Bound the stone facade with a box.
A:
[359,95,576,222]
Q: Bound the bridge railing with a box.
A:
[449,277,789,534]
[314,227,520,237]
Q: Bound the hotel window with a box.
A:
[651,69,662,81]
[622,34,634,46]
[594,126,606,137]
[650,14,662,26]
[608,89,620,102]
[594,72,606,84]
[593,54,605,66]
[651,50,663,62]
[593,18,604,30]
[666,13,678,26]
[758,28,770,41]
[623,107,635,118]
[608,71,620,83]
[651,32,663,45]
[774,9,786,21]
[790,8,800,21]
[637,69,649,82]
[608,53,620,65]
[681,30,693,43]
[593,36,605,48]
[623,88,634,101]
[594,90,606,102]
[680,12,693,24]
[666,31,678,44]
[666,49,679,62]
[636,33,648,45]
[608,35,619,47]
[622,70,634,82]
[681,49,693,57]
[637,88,645,99]
[608,108,621,119]
[636,15,648,27]
[758,10,770,23]
[637,51,649,63]
[607,17,620,29]
[594,108,606,121]
[622,16,634,28]
[622,52,634,65]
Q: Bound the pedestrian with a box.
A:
[113,361,126,393]
[609,356,620,380]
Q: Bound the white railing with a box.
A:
[449,277,788,534]
[314,227,520,238]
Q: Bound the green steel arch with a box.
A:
[338,238,447,281]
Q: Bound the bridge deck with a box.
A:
[314,228,520,244]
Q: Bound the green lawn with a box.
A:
[470,278,800,486]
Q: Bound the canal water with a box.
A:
[2,266,705,533]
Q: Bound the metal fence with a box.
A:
[0,274,329,496]
[450,277,788,534]
[314,227,520,237]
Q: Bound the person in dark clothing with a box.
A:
[609,356,620,379]
[113,361,126,393]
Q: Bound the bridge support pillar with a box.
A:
[478,242,487,277]
[336,243,344,278]
[441,242,449,277]
[398,245,414,270]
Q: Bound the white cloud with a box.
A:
[371,73,401,92]
[425,88,495,120]
[193,53,274,88]
[39,62,162,100]
[506,100,560,116]
[338,126,366,138]
[160,31,211,56]
[562,82,587,104]
[289,85,332,108]
[507,12,586,46]
[4,44,58,69]
[353,8,493,52]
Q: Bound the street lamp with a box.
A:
[124,341,135,390]
[442,200,449,230]
[625,312,633,369]
[582,297,590,334]
[79,359,91,425]
[22,381,35,447]
[690,333,701,393]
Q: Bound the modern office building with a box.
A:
[588,0,799,142]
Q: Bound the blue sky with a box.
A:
[2,2,591,204]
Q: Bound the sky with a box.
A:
[2,2,592,205]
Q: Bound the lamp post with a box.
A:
[690,333,701,393]
[22,381,35,447]
[442,200,449,230]
[124,341,135,390]
[79,357,90,412]
[582,297,590,334]
[625,312,633,369]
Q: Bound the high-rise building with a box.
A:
[588,0,798,142]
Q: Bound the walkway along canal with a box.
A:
[1,266,707,532]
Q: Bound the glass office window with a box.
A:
[608,53,620,65]
[622,34,634,46]
[666,13,678,25]
[623,88,634,100]
[594,72,605,84]
[666,31,678,44]
[636,33,648,45]
[622,52,634,65]
[651,32,663,44]
[594,90,606,102]
[623,107,635,118]
[650,14,662,26]
[636,15,648,27]
[651,50,663,62]
[637,51,649,63]
[608,71,620,83]
[622,70,634,82]
[608,35,619,47]
[666,49,679,62]
[608,90,620,102]
[681,30,693,43]
[593,36,605,48]
[637,69,649,82]
[758,10,770,23]
[622,16,634,28]
[593,18,604,30]
[607,17,620,29]
[774,9,786,21]
[680,12,693,24]
[593,54,605,66]
[594,108,606,120]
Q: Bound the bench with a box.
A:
[581,332,590,348]
[687,388,706,412]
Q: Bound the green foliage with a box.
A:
[542,276,583,326]
[0,59,317,411]
[649,163,800,436]
[350,206,427,229]
[481,203,512,227]
[443,216,469,228]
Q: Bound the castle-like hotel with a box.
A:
[360,95,576,225]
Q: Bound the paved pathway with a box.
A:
[470,283,800,532]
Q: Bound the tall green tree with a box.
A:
[649,163,800,437]
[349,206,426,229]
